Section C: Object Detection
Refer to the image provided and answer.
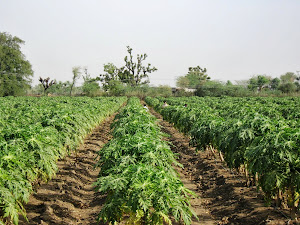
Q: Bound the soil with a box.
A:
[19,115,114,225]
[18,106,297,225]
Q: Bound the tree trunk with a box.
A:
[70,83,74,96]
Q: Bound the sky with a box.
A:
[1,0,300,87]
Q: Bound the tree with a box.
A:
[39,77,56,95]
[99,63,120,91]
[70,66,81,96]
[98,46,157,91]
[279,82,297,93]
[270,78,280,90]
[176,66,210,89]
[278,72,298,93]
[176,76,189,88]
[280,72,297,84]
[186,66,210,88]
[48,81,71,95]
[195,80,224,97]
[248,75,270,92]
[0,32,33,96]
[82,68,100,96]
[226,80,233,86]
[119,46,157,86]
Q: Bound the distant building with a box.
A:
[184,88,196,92]
[171,87,196,94]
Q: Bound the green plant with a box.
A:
[145,96,300,219]
[95,97,197,224]
[0,96,126,224]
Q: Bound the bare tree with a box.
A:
[70,66,81,96]
[39,77,56,96]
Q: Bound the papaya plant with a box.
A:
[95,97,197,224]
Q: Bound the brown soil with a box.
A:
[19,115,114,225]
[147,106,296,225]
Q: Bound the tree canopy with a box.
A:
[0,32,33,96]
[98,46,157,92]
[82,68,100,96]
[176,66,210,88]
[121,46,157,86]
[247,75,271,92]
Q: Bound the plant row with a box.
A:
[0,96,126,225]
[94,97,197,225]
[145,96,300,219]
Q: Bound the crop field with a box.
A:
[94,97,196,224]
[1,96,299,225]
[0,96,126,224]
[146,96,300,221]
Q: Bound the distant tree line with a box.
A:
[0,32,160,97]
[1,31,299,98]
[176,67,300,97]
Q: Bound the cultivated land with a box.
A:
[19,115,114,225]
[148,105,292,225]
[0,97,126,224]
[1,96,298,224]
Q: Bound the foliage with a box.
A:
[47,81,71,95]
[82,68,101,97]
[195,81,224,97]
[99,63,121,91]
[120,46,157,86]
[95,97,197,224]
[280,72,297,84]
[245,72,299,95]
[122,85,173,98]
[99,46,157,91]
[0,32,33,96]
[195,81,251,97]
[279,82,297,93]
[247,75,270,92]
[176,76,189,88]
[189,71,299,97]
[0,96,126,224]
[146,96,300,218]
[30,81,76,96]
[270,78,281,90]
[148,85,173,97]
[176,66,210,89]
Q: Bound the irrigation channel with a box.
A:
[19,103,291,225]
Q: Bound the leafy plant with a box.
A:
[146,96,300,219]
[95,97,197,224]
[0,96,126,224]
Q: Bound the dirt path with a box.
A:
[19,115,115,225]
[148,106,291,225]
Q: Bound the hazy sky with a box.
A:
[1,0,300,87]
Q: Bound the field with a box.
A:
[146,96,300,222]
[0,97,126,224]
[0,96,299,225]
